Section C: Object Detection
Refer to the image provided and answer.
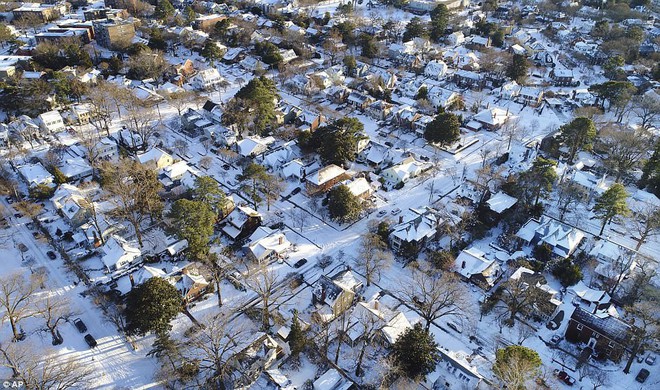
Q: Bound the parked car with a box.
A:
[645,353,656,365]
[84,334,97,348]
[17,243,28,252]
[391,208,401,215]
[377,210,387,217]
[73,318,87,333]
[222,164,230,170]
[554,370,575,386]
[290,187,302,196]
[293,258,308,268]
[550,334,563,345]
[447,321,463,334]
[52,330,63,346]
[384,141,394,147]
[46,251,57,260]
[636,368,650,383]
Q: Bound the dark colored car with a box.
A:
[290,187,302,196]
[550,334,562,345]
[46,251,57,260]
[18,243,28,252]
[84,334,97,348]
[293,258,307,268]
[636,368,650,383]
[74,318,87,333]
[222,164,230,170]
[556,370,575,386]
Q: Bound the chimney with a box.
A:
[374,300,379,310]
[462,261,466,269]
[278,235,284,245]
[129,273,135,288]
[399,215,404,224]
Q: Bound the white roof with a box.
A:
[18,163,54,187]
[486,191,518,213]
[474,107,511,126]
[455,247,496,279]
[516,217,585,258]
[247,228,291,261]
[137,148,172,165]
[313,369,342,390]
[59,157,92,179]
[345,177,371,197]
[569,281,611,304]
[101,235,141,270]
[306,164,346,186]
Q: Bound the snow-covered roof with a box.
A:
[390,208,438,243]
[569,281,611,305]
[344,177,371,198]
[306,164,346,186]
[59,157,92,179]
[101,235,141,270]
[313,369,342,390]
[474,107,511,126]
[246,227,291,261]
[455,247,498,281]
[516,217,585,258]
[137,148,172,166]
[18,163,54,187]
[486,191,517,213]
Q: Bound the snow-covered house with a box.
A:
[453,69,484,89]
[565,306,631,363]
[517,87,543,107]
[455,247,502,289]
[509,266,561,321]
[51,184,89,228]
[137,148,174,170]
[589,240,637,284]
[58,157,93,181]
[221,205,263,240]
[260,142,299,170]
[499,81,520,100]
[191,68,224,91]
[305,165,349,195]
[381,157,430,185]
[516,216,585,258]
[431,349,485,390]
[96,136,119,161]
[485,191,518,214]
[235,136,275,157]
[101,235,141,272]
[159,161,198,193]
[446,31,465,46]
[424,60,448,80]
[168,265,210,303]
[347,299,412,347]
[37,110,65,133]
[0,124,8,145]
[17,162,54,188]
[344,177,373,200]
[428,87,460,110]
[280,159,305,180]
[244,227,291,263]
[472,107,512,131]
[312,269,363,323]
[389,207,440,254]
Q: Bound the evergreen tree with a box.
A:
[429,5,450,42]
[184,6,196,25]
[223,76,279,135]
[558,117,596,163]
[493,346,542,389]
[288,310,306,358]
[148,28,167,52]
[402,17,426,42]
[343,55,357,75]
[359,33,379,58]
[491,29,505,47]
[391,323,440,380]
[424,112,460,146]
[154,0,175,20]
[201,41,222,64]
[168,199,216,260]
[552,259,582,287]
[193,176,229,216]
[255,41,283,66]
[506,54,529,83]
[594,183,630,236]
[519,157,558,206]
[124,277,182,336]
[639,141,660,197]
[328,185,362,223]
[307,117,365,166]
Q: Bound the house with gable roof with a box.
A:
[221,205,263,240]
[431,348,486,390]
[101,235,141,272]
[454,247,502,289]
[389,207,440,255]
[244,226,291,263]
[516,216,585,258]
[565,305,631,362]
[305,165,350,195]
[312,269,363,323]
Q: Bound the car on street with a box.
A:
[377,210,387,217]
[46,251,57,260]
[384,141,393,147]
[446,321,462,334]
[17,243,28,252]
[550,334,563,345]
[222,164,230,170]
[554,370,575,386]
[646,354,656,365]
[84,334,97,348]
[391,208,401,215]
[636,368,650,383]
[290,187,302,196]
[74,318,87,333]
[293,258,307,268]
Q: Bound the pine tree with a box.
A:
[558,117,596,163]
[493,346,541,389]
[391,323,440,380]
[594,183,630,236]
[168,199,216,260]
[201,41,221,65]
[429,5,449,42]
[154,0,175,21]
[288,310,305,358]
[403,17,426,42]
[307,117,365,165]
[124,277,182,336]
[328,185,362,223]
[424,112,460,146]
[506,54,529,83]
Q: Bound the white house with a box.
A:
[245,227,291,263]
[137,147,174,170]
[381,156,430,185]
[37,110,65,133]
[455,247,502,289]
[96,137,119,161]
[17,163,54,188]
[389,208,440,254]
[431,349,485,390]
[101,235,141,272]
[424,60,448,80]
[58,157,93,181]
[446,31,465,46]
[516,216,585,258]
[192,68,224,91]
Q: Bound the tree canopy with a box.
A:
[305,117,365,166]
[552,259,583,287]
[594,183,630,236]
[327,185,362,223]
[493,346,542,389]
[558,117,596,163]
[391,323,440,380]
[429,5,450,42]
[168,199,216,260]
[506,54,529,83]
[124,277,182,336]
[222,76,279,135]
[424,112,461,146]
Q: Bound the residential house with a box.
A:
[454,247,502,290]
[244,227,291,263]
[389,207,440,254]
[588,240,637,286]
[137,148,174,170]
[431,349,485,390]
[159,161,198,195]
[424,60,449,80]
[365,100,393,121]
[485,191,518,215]
[232,333,283,388]
[115,129,145,153]
[58,157,93,181]
[472,107,512,131]
[428,87,460,110]
[96,137,119,161]
[168,265,210,303]
[37,110,65,133]
[51,184,89,228]
[235,136,275,157]
[499,81,520,100]
[305,165,350,195]
[517,87,544,107]
[414,115,434,137]
[394,105,421,129]
[17,163,55,188]
[221,205,262,240]
[516,216,585,258]
[344,177,373,200]
[312,269,363,323]
[509,267,561,321]
[381,157,430,186]
[453,70,485,90]
[550,68,575,86]
[446,31,465,46]
[191,68,224,91]
[565,306,631,362]
[346,299,412,347]
[347,92,375,111]
[469,36,490,48]
[101,235,141,272]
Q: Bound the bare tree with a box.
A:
[632,94,660,130]
[355,233,392,286]
[183,314,251,388]
[500,117,523,150]
[515,321,535,345]
[289,207,308,231]
[474,164,505,203]
[354,307,381,377]
[87,81,118,136]
[629,204,660,250]
[122,96,159,150]
[399,269,469,331]
[588,367,610,389]
[0,341,94,390]
[76,128,102,171]
[79,194,105,245]
[0,273,42,341]
[333,310,350,364]
[199,156,213,171]
[555,181,588,221]
[500,276,547,327]
[602,248,636,297]
[263,175,285,211]
[623,298,660,374]
[244,264,290,330]
[599,124,651,182]
[166,90,201,117]
[34,294,76,342]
